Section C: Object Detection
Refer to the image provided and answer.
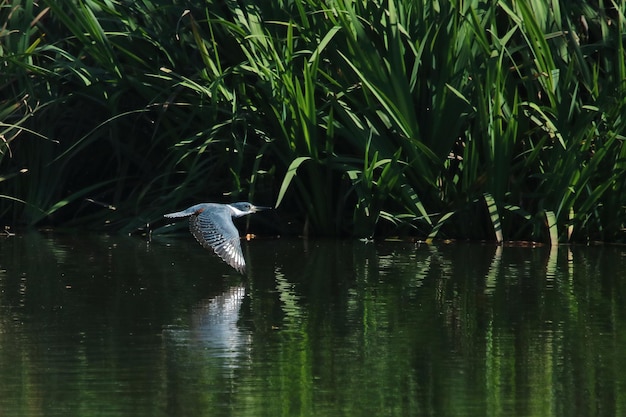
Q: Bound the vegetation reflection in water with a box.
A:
[0,234,625,417]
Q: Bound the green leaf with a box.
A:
[275,157,312,208]
[545,210,558,246]
[426,211,456,244]
[484,193,503,243]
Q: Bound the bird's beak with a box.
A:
[252,205,272,212]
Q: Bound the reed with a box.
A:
[1,0,624,241]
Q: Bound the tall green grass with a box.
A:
[1,0,625,241]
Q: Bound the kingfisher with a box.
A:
[164,202,270,274]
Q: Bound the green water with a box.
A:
[0,234,625,417]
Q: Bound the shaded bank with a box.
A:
[1,1,625,242]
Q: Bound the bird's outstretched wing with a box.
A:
[189,209,246,274]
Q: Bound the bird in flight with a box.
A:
[164,202,270,274]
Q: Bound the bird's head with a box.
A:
[229,202,272,217]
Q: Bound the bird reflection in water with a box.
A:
[164,285,251,371]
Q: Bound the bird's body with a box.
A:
[164,202,269,274]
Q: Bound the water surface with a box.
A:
[0,234,625,416]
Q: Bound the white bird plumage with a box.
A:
[164,202,269,274]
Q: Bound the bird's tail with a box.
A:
[164,210,193,218]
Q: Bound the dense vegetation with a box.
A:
[1,0,625,242]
